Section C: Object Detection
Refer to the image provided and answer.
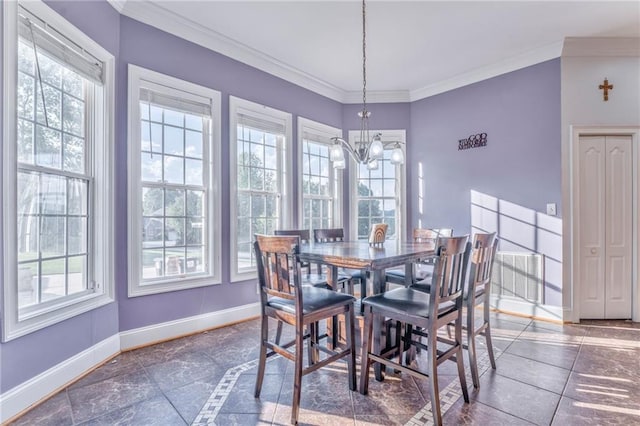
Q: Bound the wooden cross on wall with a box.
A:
[599,78,613,101]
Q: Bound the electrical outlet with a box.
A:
[546,203,557,216]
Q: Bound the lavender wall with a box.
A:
[408,59,562,305]
[409,59,561,230]
[0,0,121,394]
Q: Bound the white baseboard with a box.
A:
[119,302,261,351]
[490,296,564,322]
[0,334,120,423]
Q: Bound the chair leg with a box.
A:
[455,316,470,403]
[427,331,442,426]
[275,320,283,345]
[484,300,497,369]
[467,312,480,389]
[308,322,318,365]
[291,321,305,425]
[254,314,268,397]
[359,305,373,395]
[346,305,357,391]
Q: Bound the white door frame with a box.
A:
[569,126,640,322]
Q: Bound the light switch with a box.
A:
[546,203,557,216]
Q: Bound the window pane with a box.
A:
[63,134,84,173]
[164,109,183,127]
[41,216,66,257]
[165,217,184,246]
[142,187,163,216]
[164,125,183,155]
[41,258,65,303]
[35,125,62,169]
[68,178,88,215]
[62,93,84,136]
[142,217,163,248]
[185,130,202,158]
[185,114,202,131]
[165,189,185,216]
[185,159,203,186]
[68,217,87,254]
[164,247,185,276]
[36,84,62,130]
[18,262,38,309]
[17,119,34,164]
[142,249,164,279]
[187,190,203,217]
[163,155,184,184]
[186,247,204,273]
[62,68,83,98]
[67,255,88,295]
[17,72,35,120]
[186,217,203,245]
[41,174,66,215]
[141,121,162,153]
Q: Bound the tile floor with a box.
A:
[9,312,640,425]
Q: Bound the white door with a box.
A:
[579,135,632,319]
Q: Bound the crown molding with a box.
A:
[409,41,564,102]
[110,0,346,102]
[108,1,573,104]
[562,37,640,57]
[343,90,411,104]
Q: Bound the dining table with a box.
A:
[298,239,436,379]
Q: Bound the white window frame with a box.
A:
[348,129,407,242]
[297,117,343,231]
[2,0,115,341]
[229,96,292,282]
[127,65,222,297]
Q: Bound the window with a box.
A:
[230,97,292,281]
[298,117,342,232]
[2,1,114,341]
[127,65,221,296]
[349,130,406,241]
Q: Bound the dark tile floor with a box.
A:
[9,313,640,425]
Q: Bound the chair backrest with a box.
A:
[413,228,453,242]
[254,234,302,304]
[313,228,345,243]
[274,229,311,244]
[467,232,498,303]
[429,235,471,307]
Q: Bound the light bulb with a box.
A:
[390,146,405,165]
[367,158,379,170]
[333,159,346,169]
[330,143,345,162]
[369,138,383,160]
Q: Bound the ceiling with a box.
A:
[111,1,640,102]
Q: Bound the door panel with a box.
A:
[604,136,632,318]
[579,136,606,318]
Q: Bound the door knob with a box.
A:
[591,248,597,254]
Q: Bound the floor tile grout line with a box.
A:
[550,327,587,424]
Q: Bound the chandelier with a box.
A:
[330,0,405,170]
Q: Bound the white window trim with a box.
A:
[297,117,343,230]
[348,129,407,242]
[2,0,115,341]
[229,96,293,282]
[127,65,222,297]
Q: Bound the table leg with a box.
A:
[327,265,339,349]
[371,269,385,381]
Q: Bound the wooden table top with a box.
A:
[298,240,436,271]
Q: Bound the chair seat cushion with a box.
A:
[268,287,355,315]
[362,287,455,318]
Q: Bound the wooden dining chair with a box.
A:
[360,235,471,426]
[385,228,453,288]
[462,232,499,388]
[254,234,357,425]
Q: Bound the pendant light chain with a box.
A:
[362,0,367,112]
